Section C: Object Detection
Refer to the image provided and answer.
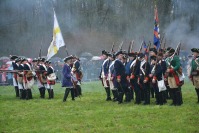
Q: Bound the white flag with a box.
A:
[47,10,65,60]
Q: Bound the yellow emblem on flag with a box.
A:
[54,27,60,34]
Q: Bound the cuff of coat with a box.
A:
[117,75,121,79]
[153,76,157,80]
[144,77,149,81]
[169,68,174,73]
[130,74,135,79]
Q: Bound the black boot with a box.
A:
[106,87,111,101]
[135,89,141,104]
[76,85,81,96]
[195,88,199,103]
[22,89,26,99]
[47,89,51,99]
[159,92,163,105]
[155,92,159,105]
[131,89,134,100]
[151,87,155,98]
[118,92,124,104]
[41,87,45,98]
[71,88,75,100]
[176,89,182,106]
[78,85,82,95]
[162,91,167,104]
[19,89,23,99]
[112,90,118,101]
[43,87,46,98]
[15,86,19,97]
[51,89,54,99]
[179,87,183,105]
[25,90,29,100]
[39,88,42,98]
[63,88,70,102]
[146,88,150,105]
[170,89,176,106]
[168,87,173,99]
[29,89,33,99]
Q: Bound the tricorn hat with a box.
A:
[15,58,22,63]
[191,48,199,53]
[138,53,145,58]
[114,50,123,56]
[38,57,46,62]
[10,55,18,60]
[150,55,157,61]
[21,58,28,62]
[64,55,73,62]
[32,58,38,62]
[128,52,136,57]
[166,47,175,54]
[149,48,157,55]
[102,50,108,55]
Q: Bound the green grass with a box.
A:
[0,81,199,133]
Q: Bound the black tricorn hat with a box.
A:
[108,53,116,59]
[45,60,51,64]
[157,52,163,57]
[115,50,123,56]
[21,58,28,62]
[166,47,175,54]
[191,48,199,53]
[149,48,157,55]
[102,50,108,55]
[39,58,46,62]
[128,52,136,57]
[150,55,157,61]
[15,58,22,63]
[64,55,73,62]
[159,48,165,53]
[10,55,18,60]
[32,58,38,62]
[166,47,172,51]
[138,53,145,58]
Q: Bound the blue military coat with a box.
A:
[62,64,73,87]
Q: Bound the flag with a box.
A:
[154,5,160,49]
[143,41,149,61]
[47,10,65,60]
[143,41,147,51]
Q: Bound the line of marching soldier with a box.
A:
[99,46,199,105]
[9,55,57,100]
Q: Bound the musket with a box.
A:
[64,45,69,56]
[131,40,134,52]
[167,42,182,75]
[111,42,115,53]
[106,43,115,69]
[128,40,134,54]
[177,43,181,56]
[163,39,166,51]
[127,41,133,62]
[128,41,132,54]
[39,39,43,58]
[160,33,165,49]
[144,41,151,73]
[118,41,123,51]
[131,41,144,74]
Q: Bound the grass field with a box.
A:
[0,81,199,133]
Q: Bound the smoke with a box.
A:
[164,0,199,50]
[0,0,198,58]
